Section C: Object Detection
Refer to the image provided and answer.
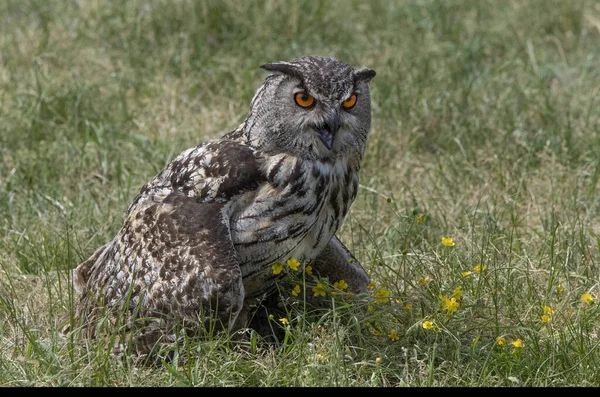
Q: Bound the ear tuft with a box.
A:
[354,67,376,83]
[260,62,304,82]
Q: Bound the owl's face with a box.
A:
[244,56,376,162]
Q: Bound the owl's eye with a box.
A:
[343,93,358,109]
[295,92,315,108]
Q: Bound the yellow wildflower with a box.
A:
[334,279,348,291]
[541,315,551,323]
[367,305,375,313]
[440,295,460,313]
[368,281,376,290]
[404,303,412,311]
[316,353,326,362]
[312,282,326,297]
[543,305,555,315]
[388,329,399,342]
[441,237,455,247]
[511,339,523,348]
[557,284,565,293]
[581,293,594,304]
[461,271,472,277]
[496,336,506,346]
[422,321,434,330]
[474,264,486,273]
[417,277,431,285]
[271,262,283,275]
[305,265,313,275]
[452,286,463,300]
[287,258,300,271]
[416,215,423,224]
[374,287,391,303]
[291,284,301,297]
[280,318,289,326]
[375,357,383,365]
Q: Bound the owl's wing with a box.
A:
[71,139,266,354]
[135,139,265,207]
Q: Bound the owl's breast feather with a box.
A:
[229,154,358,298]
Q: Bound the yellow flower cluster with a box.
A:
[541,315,551,323]
[541,305,555,323]
[441,237,455,247]
[312,282,326,297]
[291,284,301,297]
[581,293,594,305]
[272,257,304,275]
[374,287,391,303]
[473,264,486,273]
[436,286,463,313]
[496,336,524,354]
[461,264,486,277]
[331,279,348,296]
[440,295,460,313]
[422,320,440,332]
[287,258,300,271]
[272,262,283,275]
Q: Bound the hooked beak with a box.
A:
[313,111,340,150]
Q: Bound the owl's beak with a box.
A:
[314,112,340,150]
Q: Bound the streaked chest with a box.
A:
[229,154,359,271]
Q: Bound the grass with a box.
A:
[1,0,600,387]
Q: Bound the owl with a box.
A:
[67,56,376,358]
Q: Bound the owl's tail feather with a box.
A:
[72,241,113,294]
[59,293,178,364]
[58,241,114,336]
[58,306,172,364]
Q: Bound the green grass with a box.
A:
[1,0,600,386]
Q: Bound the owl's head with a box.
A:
[243,56,376,162]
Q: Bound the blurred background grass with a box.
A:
[1,0,600,386]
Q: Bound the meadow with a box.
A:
[1,0,600,386]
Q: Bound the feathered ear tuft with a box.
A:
[260,62,305,82]
[354,67,376,83]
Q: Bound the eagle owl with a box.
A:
[69,56,376,356]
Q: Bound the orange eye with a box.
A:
[295,92,315,108]
[343,94,357,109]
